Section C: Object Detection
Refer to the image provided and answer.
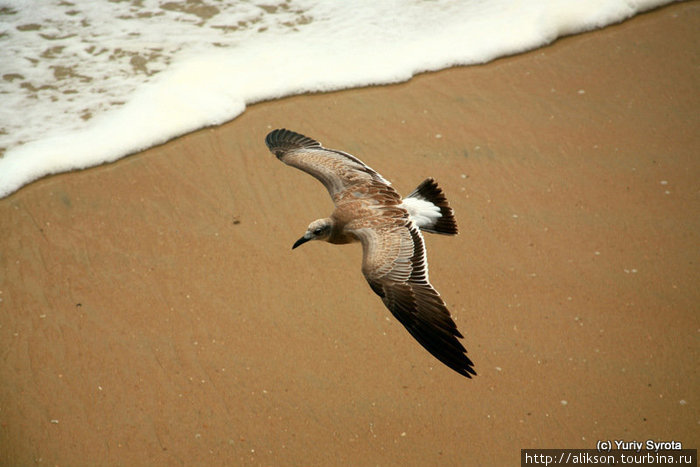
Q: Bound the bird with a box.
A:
[265,128,476,378]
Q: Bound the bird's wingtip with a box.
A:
[265,128,322,157]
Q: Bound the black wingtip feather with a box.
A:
[407,224,475,378]
[265,128,321,158]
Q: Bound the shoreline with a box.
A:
[0,1,679,199]
[1,3,698,466]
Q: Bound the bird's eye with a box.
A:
[313,228,323,235]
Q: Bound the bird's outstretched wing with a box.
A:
[352,216,476,378]
[265,128,393,202]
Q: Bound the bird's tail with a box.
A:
[403,178,458,235]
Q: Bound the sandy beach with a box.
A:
[1,2,698,465]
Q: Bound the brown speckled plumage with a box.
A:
[265,128,475,378]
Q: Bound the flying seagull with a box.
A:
[265,129,476,378]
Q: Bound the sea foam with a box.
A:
[0,0,672,198]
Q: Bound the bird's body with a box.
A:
[265,129,476,378]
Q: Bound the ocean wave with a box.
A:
[0,0,672,197]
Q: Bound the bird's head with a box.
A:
[292,218,332,249]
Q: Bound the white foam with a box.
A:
[0,0,671,197]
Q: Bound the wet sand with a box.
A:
[1,2,698,465]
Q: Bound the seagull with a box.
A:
[265,129,476,378]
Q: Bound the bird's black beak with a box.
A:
[292,235,311,250]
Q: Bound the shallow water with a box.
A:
[0,0,670,197]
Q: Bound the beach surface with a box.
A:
[1,2,698,465]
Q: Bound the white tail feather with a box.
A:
[402,196,441,230]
